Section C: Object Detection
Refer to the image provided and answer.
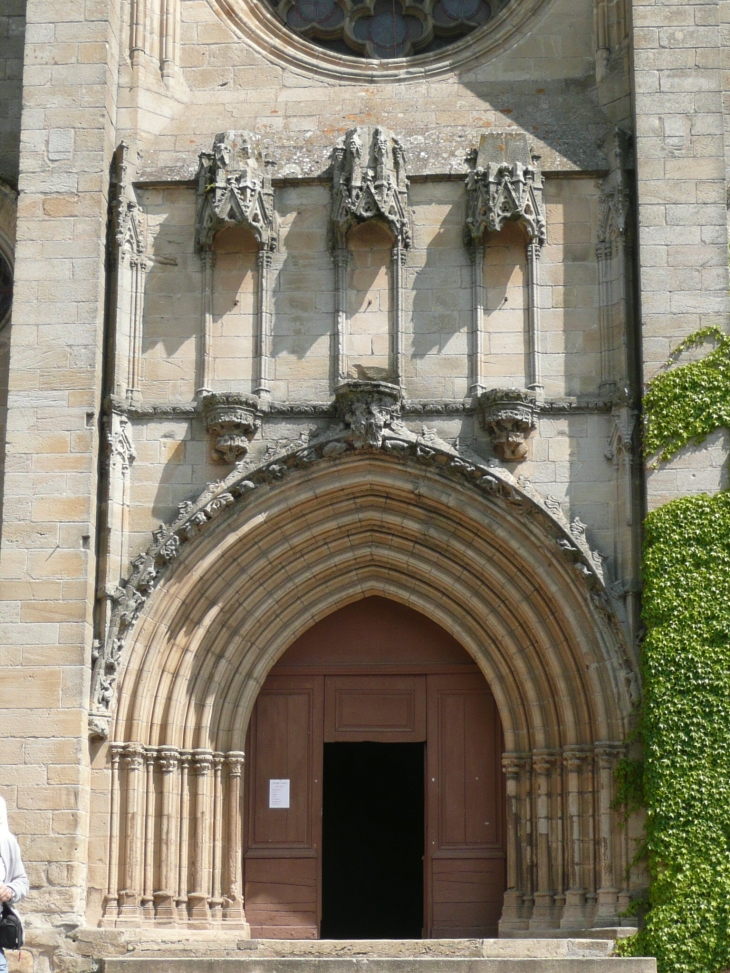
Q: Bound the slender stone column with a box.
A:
[561,746,591,929]
[189,750,214,924]
[224,752,246,925]
[155,748,180,923]
[526,242,543,392]
[499,753,529,931]
[199,251,215,394]
[118,744,145,923]
[140,747,155,920]
[126,257,147,406]
[210,753,225,921]
[129,0,147,66]
[160,0,177,81]
[176,751,191,922]
[392,243,407,387]
[102,744,124,924]
[333,248,349,384]
[530,751,558,929]
[470,244,485,396]
[594,743,621,925]
[255,249,273,401]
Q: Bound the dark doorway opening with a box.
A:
[321,742,425,939]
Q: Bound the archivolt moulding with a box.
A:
[89,384,633,740]
[210,0,554,84]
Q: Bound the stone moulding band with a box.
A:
[88,388,634,741]
[210,0,554,83]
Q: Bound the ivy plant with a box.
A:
[618,328,730,973]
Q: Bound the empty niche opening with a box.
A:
[483,221,528,390]
[212,225,258,392]
[346,220,394,381]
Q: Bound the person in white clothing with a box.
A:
[0,796,28,973]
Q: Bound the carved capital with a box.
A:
[533,750,559,775]
[158,748,180,773]
[201,391,260,464]
[595,742,624,770]
[193,749,214,775]
[465,133,546,247]
[335,380,402,449]
[196,131,277,252]
[227,751,245,777]
[563,746,591,773]
[477,388,537,462]
[502,752,530,778]
[332,126,411,249]
[123,743,146,772]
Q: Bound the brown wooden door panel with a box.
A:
[246,675,323,850]
[245,857,318,938]
[430,858,506,938]
[426,673,505,937]
[244,675,323,937]
[324,675,426,742]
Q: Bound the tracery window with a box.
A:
[263,0,511,59]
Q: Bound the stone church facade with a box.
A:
[0,0,726,968]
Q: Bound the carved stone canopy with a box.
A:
[201,391,260,464]
[334,380,403,449]
[465,133,546,247]
[478,388,537,462]
[332,126,411,250]
[196,132,277,252]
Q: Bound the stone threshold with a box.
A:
[75,931,652,968]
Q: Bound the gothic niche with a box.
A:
[465,133,547,394]
[261,0,514,59]
[478,388,536,462]
[331,126,410,386]
[196,132,278,399]
[201,391,260,464]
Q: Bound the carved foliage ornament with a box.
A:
[196,132,277,252]
[262,0,513,59]
[332,126,411,249]
[465,132,546,246]
[89,411,625,738]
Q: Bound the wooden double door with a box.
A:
[243,599,506,939]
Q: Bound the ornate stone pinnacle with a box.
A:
[196,131,277,252]
[332,126,411,250]
[334,380,402,450]
[200,391,260,464]
[478,388,537,462]
[465,132,546,247]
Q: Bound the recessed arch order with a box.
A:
[113,450,632,753]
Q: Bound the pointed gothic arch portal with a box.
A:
[244,596,506,939]
[99,451,637,935]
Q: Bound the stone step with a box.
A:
[100,947,655,973]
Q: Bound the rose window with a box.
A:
[264,0,511,59]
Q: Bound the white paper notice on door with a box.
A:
[269,779,290,809]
